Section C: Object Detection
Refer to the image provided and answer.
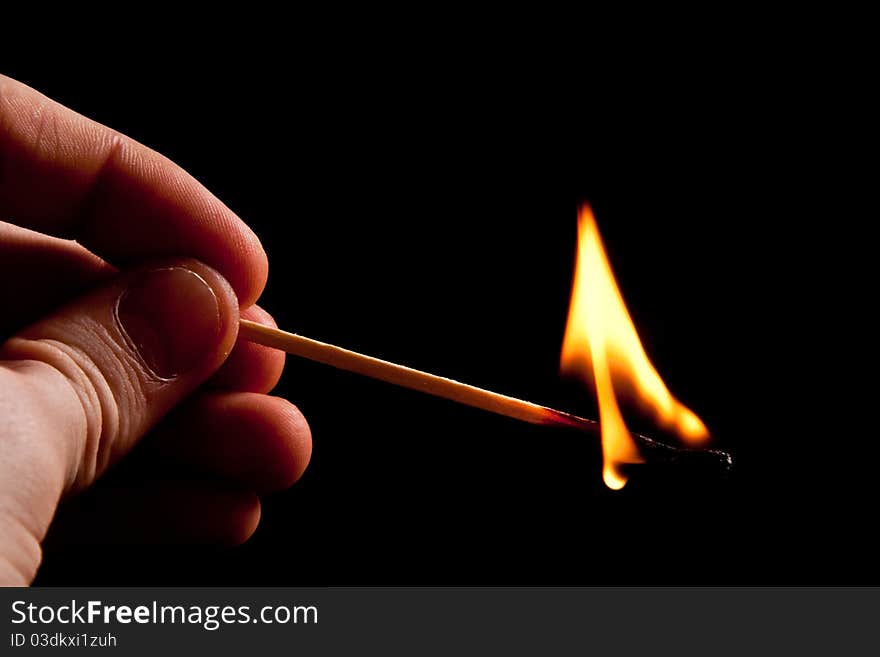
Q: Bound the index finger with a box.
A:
[0,74,268,306]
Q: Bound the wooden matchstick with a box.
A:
[239,319,595,432]
[238,319,733,473]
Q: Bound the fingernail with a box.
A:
[116,267,221,378]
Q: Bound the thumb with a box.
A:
[0,259,240,496]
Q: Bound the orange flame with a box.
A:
[561,205,709,489]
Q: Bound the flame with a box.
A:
[561,205,709,489]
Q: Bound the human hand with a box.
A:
[0,74,311,585]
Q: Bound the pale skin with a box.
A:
[0,74,312,585]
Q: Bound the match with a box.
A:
[239,319,733,475]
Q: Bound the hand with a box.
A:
[0,74,311,585]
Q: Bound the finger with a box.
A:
[210,305,286,393]
[0,258,240,500]
[0,221,115,338]
[46,482,260,546]
[150,392,311,494]
[0,74,267,306]
[0,224,284,393]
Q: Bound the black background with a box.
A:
[6,25,873,585]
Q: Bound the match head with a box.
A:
[546,408,733,481]
[627,432,734,481]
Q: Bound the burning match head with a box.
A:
[546,409,733,484]
[627,432,733,481]
[559,205,721,489]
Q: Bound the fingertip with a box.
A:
[211,305,285,393]
[153,257,242,372]
[168,192,267,309]
[242,304,277,328]
[230,225,269,308]
[151,392,312,494]
[230,395,312,492]
[272,398,313,489]
[225,492,261,547]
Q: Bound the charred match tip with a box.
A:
[630,433,734,477]
[546,410,733,478]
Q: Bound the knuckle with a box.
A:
[1,318,147,489]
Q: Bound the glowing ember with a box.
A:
[561,205,710,489]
